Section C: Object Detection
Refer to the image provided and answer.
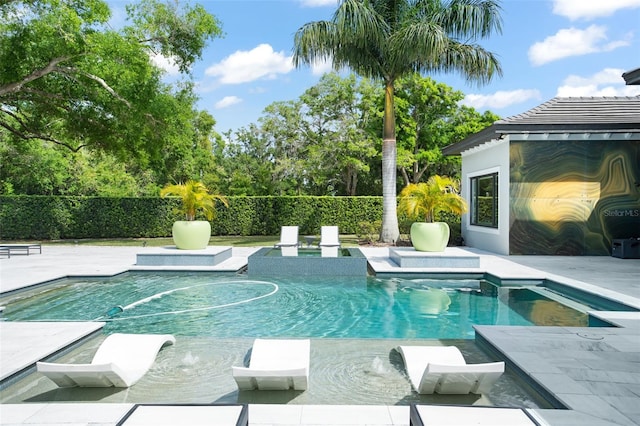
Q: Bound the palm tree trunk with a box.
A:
[380,79,400,243]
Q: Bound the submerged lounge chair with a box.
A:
[396,345,504,394]
[319,226,340,257]
[232,338,310,391]
[37,333,175,388]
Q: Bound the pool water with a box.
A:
[265,248,352,257]
[0,272,588,338]
[0,337,547,408]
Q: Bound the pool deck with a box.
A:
[1,245,639,425]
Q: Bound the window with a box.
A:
[471,173,498,228]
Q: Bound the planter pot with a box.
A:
[410,222,450,252]
[172,221,211,250]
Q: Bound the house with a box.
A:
[442,96,640,255]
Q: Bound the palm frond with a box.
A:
[439,0,503,39]
[160,180,228,221]
[398,175,467,222]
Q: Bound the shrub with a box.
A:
[0,195,462,242]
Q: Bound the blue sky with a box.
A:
[115,0,640,134]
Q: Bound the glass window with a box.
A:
[471,173,498,228]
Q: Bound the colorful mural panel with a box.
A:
[509,140,640,255]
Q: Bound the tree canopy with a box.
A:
[217,73,498,198]
[2,71,498,198]
[0,0,222,162]
[1,0,500,206]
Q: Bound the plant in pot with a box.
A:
[160,180,228,250]
[398,175,468,252]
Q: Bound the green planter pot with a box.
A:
[410,222,450,252]
[172,221,211,250]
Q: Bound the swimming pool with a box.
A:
[0,272,590,338]
[1,271,593,408]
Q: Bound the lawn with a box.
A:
[38,235,364,247]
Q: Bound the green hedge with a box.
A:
[0,195,461,242]
[0,196,382,240]
[0,196,174,240]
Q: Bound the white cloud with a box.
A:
[556,68,640,96]
[214,96,243,109]
[552,0,640,20]
[528,25,630,66]
[299,0,338,7]
[311,58,334,76]
[557,85,640,97]
[149,52,181,76]
[461,89,542,110]
[563,68,629,86]
[205,44,294,84]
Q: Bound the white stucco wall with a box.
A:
[460,137,510,255]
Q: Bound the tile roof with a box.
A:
[497,96,640,125]
[443,96,640,155]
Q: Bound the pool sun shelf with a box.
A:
[136,246,232,267]
[389,247,480,268]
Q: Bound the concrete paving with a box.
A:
[0,322,104,383]
[0,245,639,425]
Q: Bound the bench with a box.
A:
[0,244,42,257]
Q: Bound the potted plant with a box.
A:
[398,175,468,252]
[160,180,228,250]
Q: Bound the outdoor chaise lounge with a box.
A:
[232,338,310,391]
[396,345,504,394]
[275,226,300,248]
[318,225,340,257]
[0,243,42,257]
[36,333,176,388]
[275,226,300,256]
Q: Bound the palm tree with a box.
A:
[398,175,468,223]
[293,0,502,243]
[160,180,228,221]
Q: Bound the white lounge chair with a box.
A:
[37,333,175,388]
[275,226,300,248]
[319,226,340,257]
[232,338,310,391]
[396,345,504,394]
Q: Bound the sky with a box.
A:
[113,0,640,134]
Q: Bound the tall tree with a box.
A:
[300,73,377,195]
[0,0,222,162]
[293,0,502,243]
[259,100,308,195]
[393,74,499,185]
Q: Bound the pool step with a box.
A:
[389,247,480,268]
[136,246,232,266]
